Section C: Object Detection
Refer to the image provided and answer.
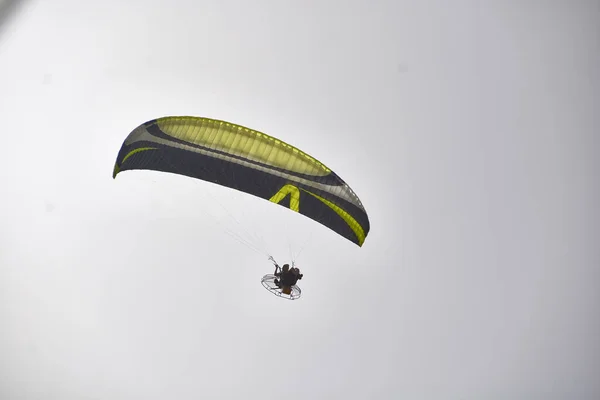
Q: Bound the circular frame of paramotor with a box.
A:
[261,274,301,300]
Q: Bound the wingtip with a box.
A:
[112,163,120,178]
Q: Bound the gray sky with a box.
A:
[1,0,599,399]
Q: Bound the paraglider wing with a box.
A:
[113,116,370,246]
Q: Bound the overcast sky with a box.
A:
[1,1,598,399]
